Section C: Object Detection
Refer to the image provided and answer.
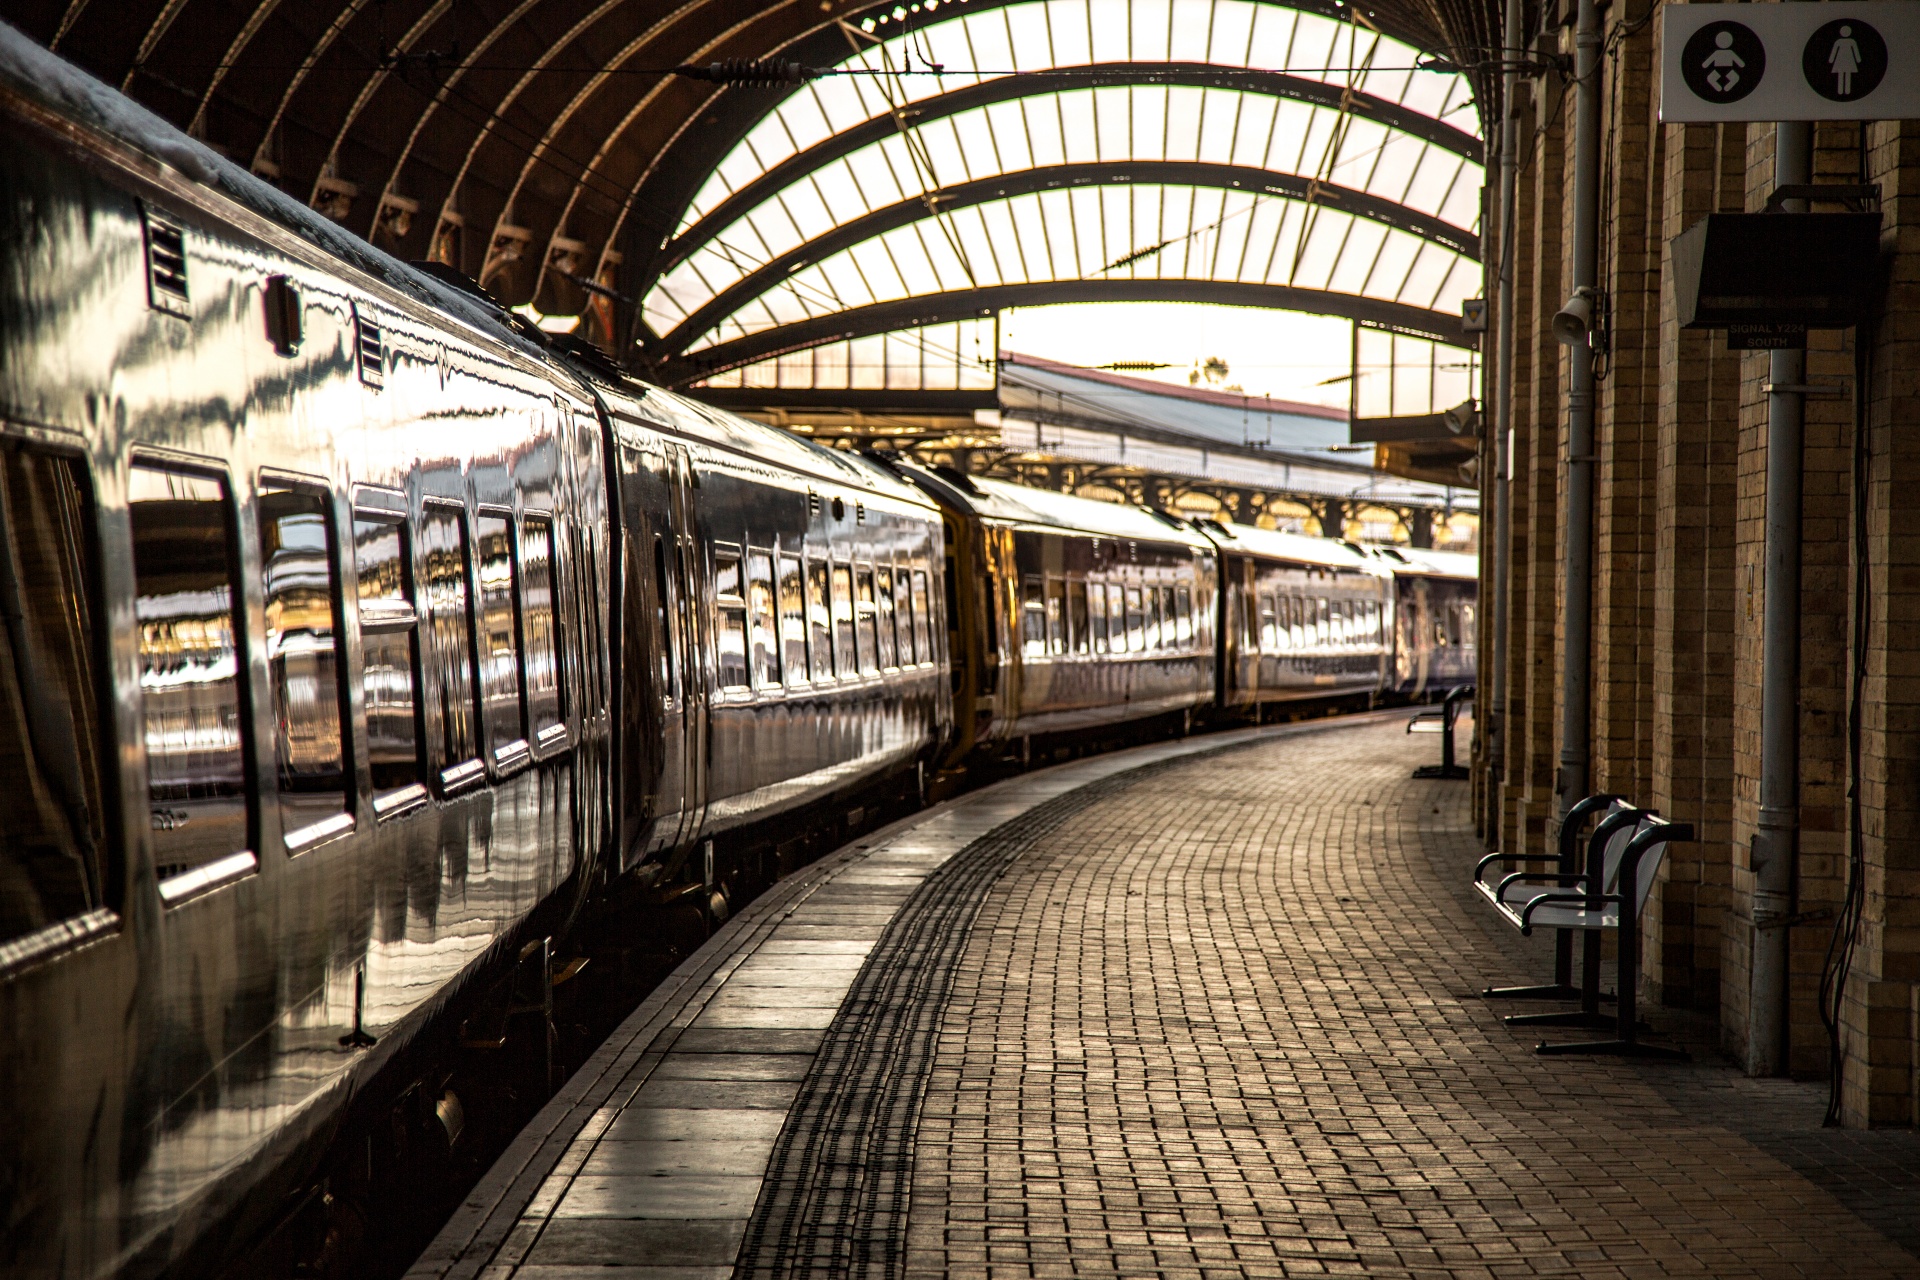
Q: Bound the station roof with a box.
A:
[7,0,1496,383]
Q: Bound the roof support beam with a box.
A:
[654,160,1479,355]
[655,279,1469,385]
[665,62,1482,274]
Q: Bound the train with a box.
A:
[0,26,1474,1280]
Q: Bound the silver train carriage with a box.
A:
[0,27,947,1280]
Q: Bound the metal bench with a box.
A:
[1472,793,1630,1017]
[1408,684,1473,779]
[1492,814,1695,1060]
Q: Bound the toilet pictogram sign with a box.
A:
[1663,3,1920,121]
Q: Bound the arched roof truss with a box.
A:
[635,2,1482,375]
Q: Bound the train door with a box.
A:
[663,444,709,855]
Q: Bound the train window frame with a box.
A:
[712,543,751,695]
[1143,583,1161,651]
[653,535,678,704]
[1021,573,1045,658]
[474,509,530,773]
[1067,579,1090,655]
[351,501,429,821]
[1044,577,1066,656]
[1177,586,1194,647]
[520,514,567,752]
[746,546,780,691]
[258,472,355,854]
[805,547,833,681]
[0,440,120,971]
[911,568,933,667]
[855,558,881,676]
[419,500,485,796]
[777,548,809,686]
[874,561,898,671]
[1105,581,1125,652]
[1123,585,1144,652]
[1087,581,1108,654]
[830,555,858,678]
[127,457,259,907]
[1161,586,1180,650]
[890,557,914,666]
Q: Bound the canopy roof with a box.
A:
[11,0,1495,379]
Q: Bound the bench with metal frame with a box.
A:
[1472,793,1629,1019]
[1496,815,1695,1059]
[1407,684,1473,779]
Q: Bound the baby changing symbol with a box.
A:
[1682,21,1765,103]
[1704,31,1745,92]
[1803,18,1886,101]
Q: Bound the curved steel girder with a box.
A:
[613,0,1465,310]
[667,61,1482,275]
[655,279,1468,386]
[655,161,1478,356]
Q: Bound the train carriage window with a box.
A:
[747,549,779,689]
[0,447,114,954]
[653,537,676,699]
[1045,577,1066,655]
[130,465,252,889]
[1106,583,1125,652]
[259,482,350,845]
[353,513,425,802]
[1144,585,1163,651]
[892,561,914,664]
[475,515,526,763]
[1124,585,1144,652]
[1021,574,1045,657]
[1178,587,1195,647]
[875,564,898,669]
[911,569,932,665]
[520,517,564,741]
[1088,582,1108,653]
[806,552,833,680]
[831,558,857,676]
[1068,580,1090,654]
[1317,598,1331,648]
[778,552,808,683]
[420,505,481,787]
[1162,587,1180,649]
[713,547,750,691]
[855,563,880,675]
[1256,594,1276,652]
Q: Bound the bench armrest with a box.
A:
[1518,891,1623,934]
[1496,869,1586,900]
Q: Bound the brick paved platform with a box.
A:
[413,715,1920,1280]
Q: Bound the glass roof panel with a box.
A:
[681,183,1476,356]
[678,0,1476,231]
[641,81,1482,338]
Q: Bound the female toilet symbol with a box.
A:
[1704,30,1745,93]
[1829,25,1862,96]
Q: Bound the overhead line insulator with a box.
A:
[675,59,817,85]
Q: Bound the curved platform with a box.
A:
[411,714,1920,1280]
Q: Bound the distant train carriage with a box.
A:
[1201,522,1396,712]
[1379,547,1478,696]
[895,466,1216,764]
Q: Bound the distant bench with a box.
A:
[1471,794,1694,1060]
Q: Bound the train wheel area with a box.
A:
[405,714,1920,1280]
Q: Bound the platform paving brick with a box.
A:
[906,718,1920,1279]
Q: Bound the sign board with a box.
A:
[1662,3,1920,121]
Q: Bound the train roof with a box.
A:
[0,22,550,367]
[1372,546,1479,580]
[594,376,936,510]
[1199,521,1392,576]
[901,468,1214,550]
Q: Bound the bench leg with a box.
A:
[1483,928,1616,1003]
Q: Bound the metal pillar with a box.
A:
[1489,0,1522,842]
[1557,0,1603,817]
[1749,122,1811,1077]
